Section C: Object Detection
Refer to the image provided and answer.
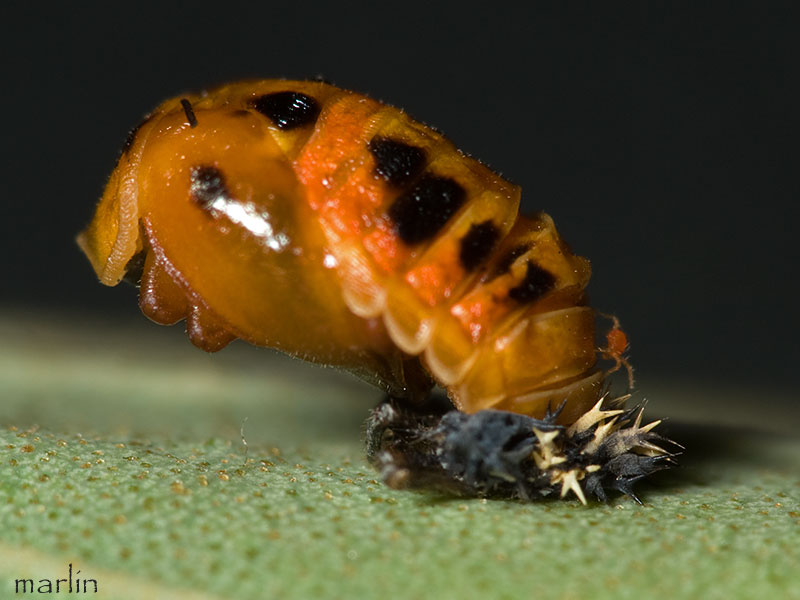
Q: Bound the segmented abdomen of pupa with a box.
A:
[292,92,599,423]
[78,80,602,424]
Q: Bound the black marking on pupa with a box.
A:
[190,165,230,210]
[387,175,466,245]
[459,220,501,271]
[508,262,556,303]
[368,137,427,187]
[180,98,198,128]
[250,91,320,130]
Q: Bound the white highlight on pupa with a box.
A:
[323,254,338,268]
[208,195,290,252]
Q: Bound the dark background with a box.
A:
[2,3,796,389]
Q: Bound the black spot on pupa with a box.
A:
[180,98,198,128]
[459,221,501,271]
[493,244,531,276]
[230,109,251,118]
[190,165,230,210]
[121,114,153,155]
[250,91,320,130]
[388,175,467,245]
[507,262,556,303]
[368,137,426,187]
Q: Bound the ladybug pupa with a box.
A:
[78,80,675,503]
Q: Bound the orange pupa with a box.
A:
[79,80,674,502]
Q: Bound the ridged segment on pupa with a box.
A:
[78,80,613,424]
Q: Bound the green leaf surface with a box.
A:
[1,311,798,599]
